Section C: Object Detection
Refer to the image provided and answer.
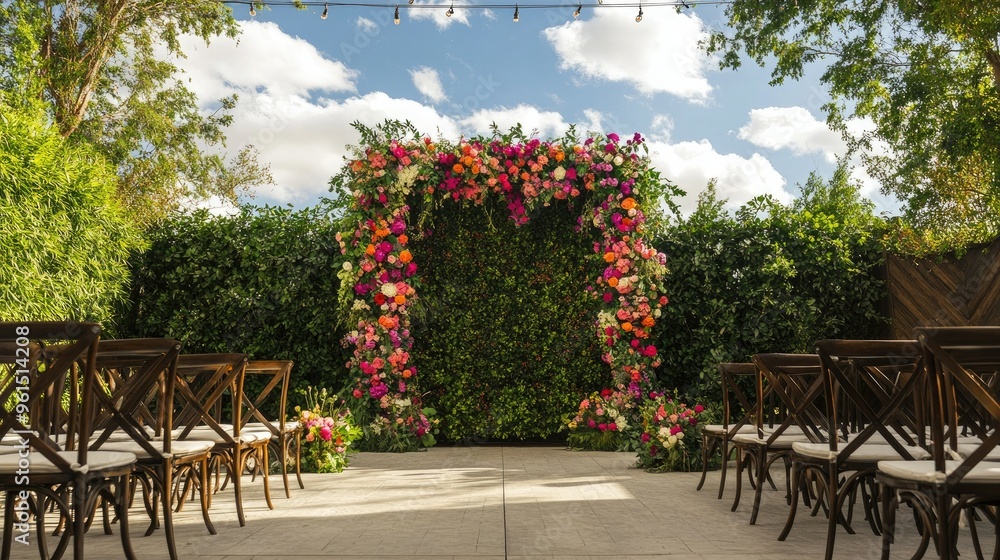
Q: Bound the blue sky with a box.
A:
[173,1,900,214]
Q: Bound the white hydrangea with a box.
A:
[380,283,398,297]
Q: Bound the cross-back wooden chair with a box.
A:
[172,353,270,526]
[878,326,1000,560]
[780,339,928,560]
[0,322,137,560]
[87,338,217,560]
[732,353,827,525]
[697,363,761,499]
[240,360,303,499]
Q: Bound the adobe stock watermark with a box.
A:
[13,324,33,546]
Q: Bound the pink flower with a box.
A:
[640,432,651,443]
[320,426,332,441]
[694,404,704,413]
[305,432,315,443]
[608,422,618,431]
[598,423,608,431]
[352,389,363,399]
[587,419,596,429]
[670,425,683,435]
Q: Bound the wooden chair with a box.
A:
[780,339,928,560]
[172,353,271,526]
[732,353,826,525]
[877,326,1000,559]
[696,363,760,499]
[0,322,137,560]
[87,338,217,560]
[240,360,303,499]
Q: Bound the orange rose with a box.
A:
[350,160,365,172]
[621,322,633,332]
[603,251,616,263]
[402,369,412,379]
[453,163,465,174]
[642,316,655,328]
[607,277,619,288]
[399,250,412,263]
[621,197,636,210]
[398,234,408,245]
[365,244,376,256]
[394,295,406,305]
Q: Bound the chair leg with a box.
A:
[778,460,802,541]
[696,433,712,491]
[233,450,247,527]
[824,462,839,560]
[262,443,274,510]
[278,435,291,499]
[198,458,217,535]
[718,439,730,500]
[2,492,14,560]
[749,447,767,525]
[162,465,179,560]
[732,446,744,512]
[117,474,138,560]
[295,432,305,489]
[73,476,87,560]
[880,485,895,560]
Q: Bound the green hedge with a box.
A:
[408,197,606,441]
[0,102,142,322]
[117,205,351,405]
[654,171,888,397]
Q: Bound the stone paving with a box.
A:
[25,446,993,559]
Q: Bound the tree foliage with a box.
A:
[707,0,1000,253]
[0,101,143,321]
[0,0,271,224]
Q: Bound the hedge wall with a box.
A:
[653,170,889,397]
[117,205,351,403]
[408,197,606,441]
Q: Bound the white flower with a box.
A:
[370,421,383,435]
[667,435,678,447]
[613,154,624,166]
[676,431,685,440]
[604,153,614,162]
[342,261,353,271]
[394,398,412,408]
[352,299,371,311]
[653,309,662,318]
[380,283,398,297]
[552,166,567,181]
[658,427,670,439]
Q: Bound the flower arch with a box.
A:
[333,122,674,447]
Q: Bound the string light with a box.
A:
[512,4,519,21]
[408,0,413,3]
[249,3,256,16]
[320,2,328,18]
[635,4,642,21]
[680,0,690,7]
[573,4,581,18]
[445,3,454,16]
[394,4,400,23]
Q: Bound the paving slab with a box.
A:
[11,446,993,559]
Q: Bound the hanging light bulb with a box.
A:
[408,0,414,3]
[512,4,519,22]
[597,0,602,5]
[320,3,328,19]
[445,3,454,16]
[573,4,581,18]
[635,4,643,22]
[680,0,691,7]
[394,5,400,24]
[249,3,256,16]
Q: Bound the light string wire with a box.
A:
[224,0,732,10]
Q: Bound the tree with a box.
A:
[0,101,144,321]
[707,0,1000,254]
[0,0,272,224]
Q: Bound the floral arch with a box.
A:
[333,122,674,449]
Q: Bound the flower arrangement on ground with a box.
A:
[565,389,642,451]
[295,386,363,473]
[634,392,711,472]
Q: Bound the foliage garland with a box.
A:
[331,121,679,448]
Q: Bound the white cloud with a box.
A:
[459,104,569,137]
[481,8,496,20]
[543,4,714,101]
[647,139,790,212]
[173,21,357,101]
[410,67,447,103]
[581,109,604,133]
[649,114,674,142]
[737,106,846,162]
[408,0,472,29]
[736,106,891,196]
[356,17,378,32]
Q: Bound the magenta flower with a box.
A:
[320,426,332,441]
[640,432,651,443]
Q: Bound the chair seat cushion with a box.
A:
[245,421,300,433]
[0,451,136,474]
[732,432,812,447]
[701,424,757,435]
[96,438,215,460]
[878,460,1000,484]
[793,441,930,462]
[178,427,262,444]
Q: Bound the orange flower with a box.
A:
[621,197,636,210]
[607,277,619,288]
[394,295,406,305]
[621,322,633,332]
[350,160,365,172]
[365,244,376,256]
[603,251,616,263]
[402,369,412,379]
[453,163,465,174]
[399,250,412,263]
[398,234,408,245]
[642,316,656,328]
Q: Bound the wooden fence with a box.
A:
[885,238,1000,339]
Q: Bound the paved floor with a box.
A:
[18,446,992,559]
